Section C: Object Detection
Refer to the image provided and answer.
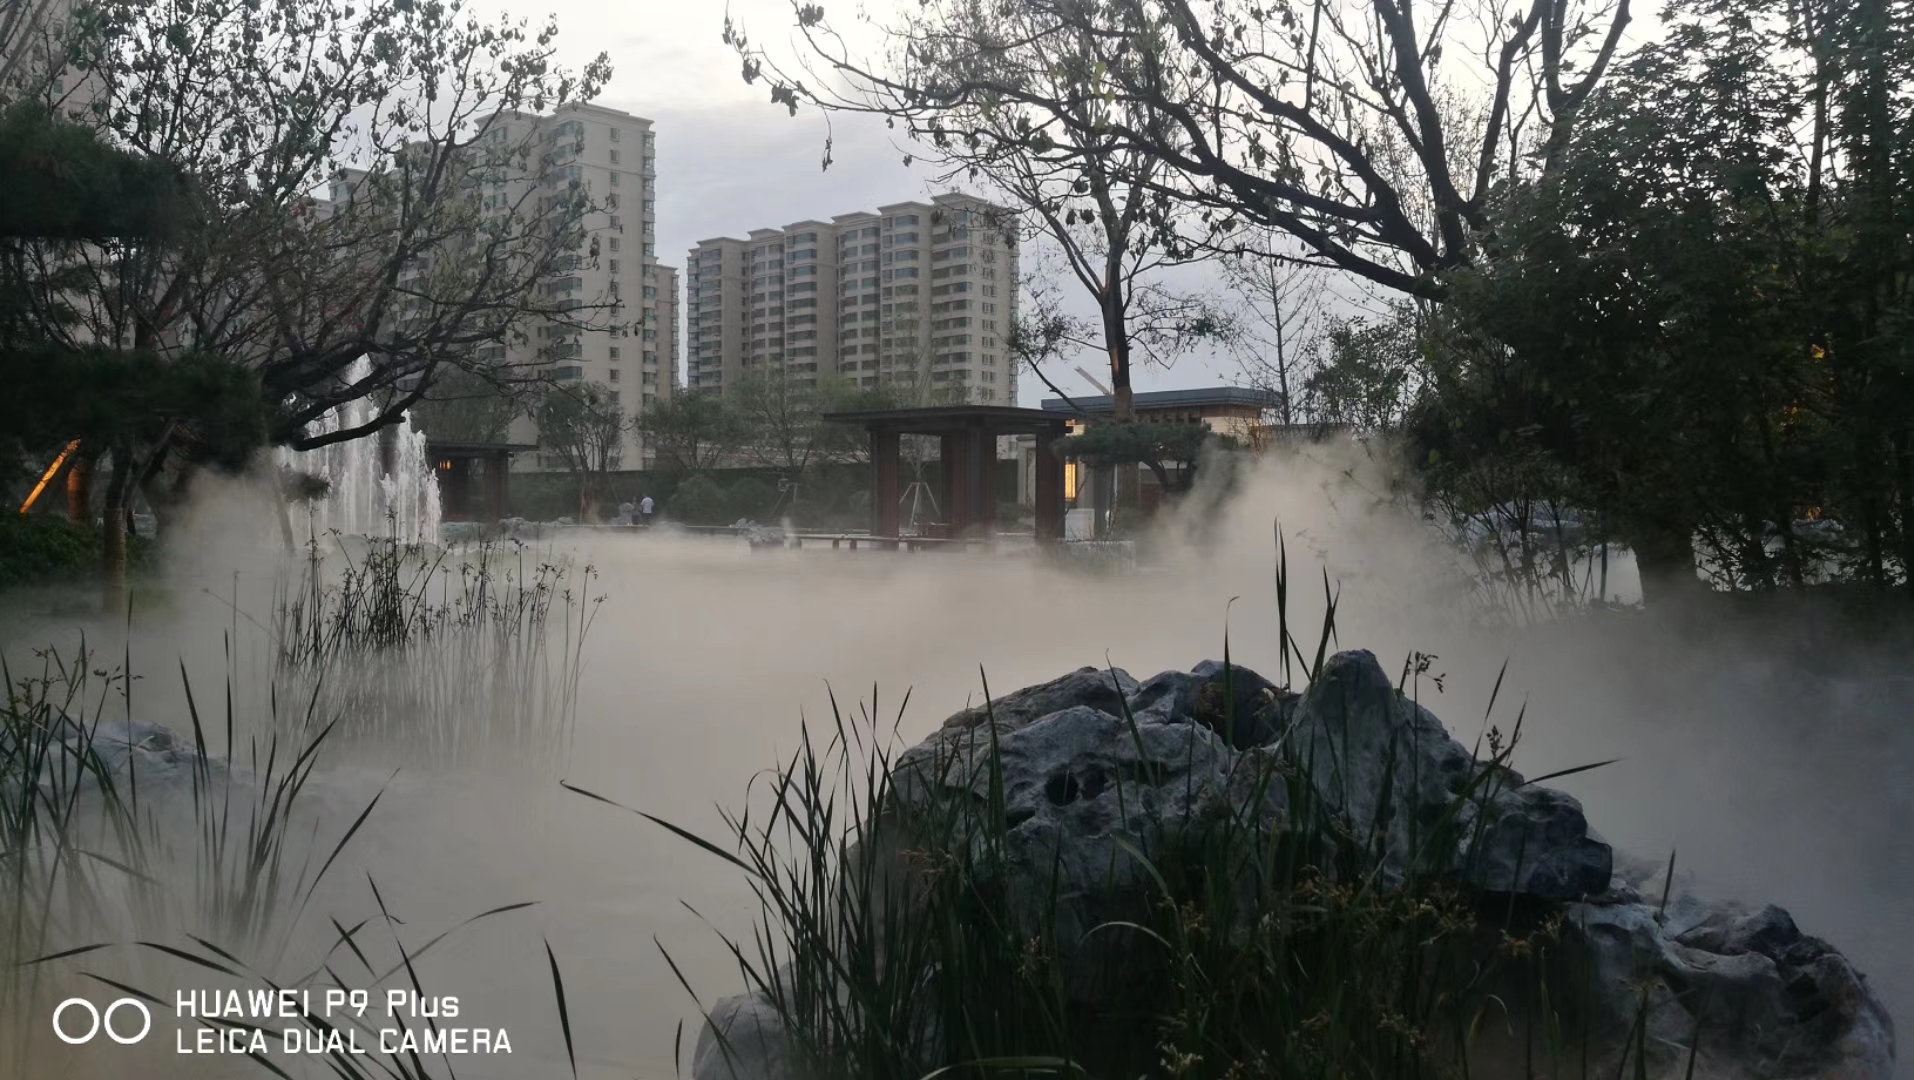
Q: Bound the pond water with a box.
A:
[5,451,1909,1079]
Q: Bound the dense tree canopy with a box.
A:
[1412,0,1914,597]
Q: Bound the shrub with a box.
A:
[668,474,729,524]
[725,476,777,520]
[0,514,97,589]
[0,514,151,590]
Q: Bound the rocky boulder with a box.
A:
[1559,853,1895,1080]
[3,716,236,806]
[696,651,1895,1080]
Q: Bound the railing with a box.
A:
[519,523,1024,553]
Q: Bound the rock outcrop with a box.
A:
[3,716,236,806]
[694,651,1896,1080]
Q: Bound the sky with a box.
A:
[468,0,1661,408]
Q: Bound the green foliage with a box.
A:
[1060,421,1221,493]
[1307,305,1424,430]
[0,515,99,589]
[725,476,777,520]
[537,381,629,519]
[0,102,190,243]
[668,474,730,525]
[0,515,158,591]
[2,345,268,467]
[1409,0,1914,597]
[409,366,520,444]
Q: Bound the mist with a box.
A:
[3,440,1907,1080]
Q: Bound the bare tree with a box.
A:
[1224,236,1329,425]
[536,381,628,521]
[730,368,831,476]
[0,0,66,95]
[727,0,1631,301]
[9,0,613,459]
[636,391,746,477]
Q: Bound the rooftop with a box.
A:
[1040,387,1279,414]
[823,404,1070,435]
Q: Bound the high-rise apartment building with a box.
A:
[687,193,1019,404]
[307,103,679,471]
[459,103,674,471]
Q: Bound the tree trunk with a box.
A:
[261,462,296,552]
[66,451,94,525]
[101,445,132,615]
[1632,526,1703,608]
[1893,428,1914,596]
[1099,312,1135,539]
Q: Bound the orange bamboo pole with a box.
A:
[19,439,81,514]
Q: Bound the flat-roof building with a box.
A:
[688,193,1019,404]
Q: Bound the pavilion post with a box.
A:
[937,432,960,534]
[971,425,997,533]
[1034,427,1064,544]
[488,456,510,521]
[871,425,901,544]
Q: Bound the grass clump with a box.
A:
[266,533,598,771]
[0,640,374,1076]
[1,538,590,1076]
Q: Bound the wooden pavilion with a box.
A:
[823,405,1070,544]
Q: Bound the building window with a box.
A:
[610,149,621,164]
[610,347,622,360]
[610,171,620,186]
[608,368,621,382]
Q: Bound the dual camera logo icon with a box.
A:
[53,998,152,1045]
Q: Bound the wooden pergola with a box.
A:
[824,405,1070,544]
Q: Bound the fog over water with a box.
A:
[5,444,1909,1079]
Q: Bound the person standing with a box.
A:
[639,494,655,527]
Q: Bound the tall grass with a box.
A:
[1,534,595,1077]
[0,640,369,1075]
[267,533,599,771]
[606,526,1671,1080]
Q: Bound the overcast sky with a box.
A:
[470,0,1658,407]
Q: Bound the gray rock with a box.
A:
[733,520,787,550]
[694,990,793,1080]
[936,664,1137,736]
[1289,650,1612,900]
[3,716,237,807]
[1130,660,1297,748]
[890,703,1283,1003]
[1561,864,1896,1079]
